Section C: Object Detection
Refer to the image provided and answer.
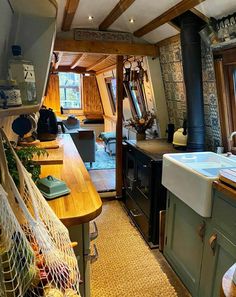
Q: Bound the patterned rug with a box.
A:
[85,143,115,170]
[91,201,178,297]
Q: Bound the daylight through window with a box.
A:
[59,72,81,109]
[105,78,116,114]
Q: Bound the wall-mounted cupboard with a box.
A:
[0,0,57,117]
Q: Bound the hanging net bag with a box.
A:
[0,185,36,297]
[0,128,81,297]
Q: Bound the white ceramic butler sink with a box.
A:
[162,152,236,217]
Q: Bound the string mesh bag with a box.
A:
[0,185,36,297]
[0,128,81,297]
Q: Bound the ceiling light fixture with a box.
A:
[129,18,135,23]
[88,16,94,21]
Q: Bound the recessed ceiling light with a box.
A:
[88,16,94,21]
[129,18,135,23]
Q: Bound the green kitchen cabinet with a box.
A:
[199,189,236,297]
[164,192,205,297]
[164,187,236,297]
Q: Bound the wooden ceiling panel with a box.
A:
[88,55,117,71]
[78,54,105,68]
[60,52,79,66]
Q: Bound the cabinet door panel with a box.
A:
[164,193,204,297]
[126,191,150,241]
[135,158,151,217]
[212,192,236,240]
[125,150,136,194]
[199,228,236,297]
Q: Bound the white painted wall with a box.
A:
[146,56,169,138]
[96,70,117,132]
[0,0,13,79]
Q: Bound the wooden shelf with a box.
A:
[211,38,236,51]
[0,104,40,117]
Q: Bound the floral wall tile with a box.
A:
[159,39,222,151]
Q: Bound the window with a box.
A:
[123,80,147,119]
[105,78,116,114]
[59,72,81,109]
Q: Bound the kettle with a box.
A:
[173,119,187,147]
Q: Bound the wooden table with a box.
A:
[40,134,102,226]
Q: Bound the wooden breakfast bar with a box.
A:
[40,134,102,297]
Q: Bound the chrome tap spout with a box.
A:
[229,131,236,141]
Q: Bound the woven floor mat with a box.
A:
[91,200,178,297]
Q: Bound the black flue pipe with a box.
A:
[180,13,205,151]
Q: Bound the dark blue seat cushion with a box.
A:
[83,119,104,124]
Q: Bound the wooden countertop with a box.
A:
[213,181,236,203]
[40,134,102,227]
[125,139,184,160]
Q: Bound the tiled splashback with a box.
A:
[159,38,222,151]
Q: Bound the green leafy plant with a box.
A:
[4,144,48,186]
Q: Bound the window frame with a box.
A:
[59,72,82,110]
[123,80,147,119]
[105,77,116,115]
[214,47,236,152]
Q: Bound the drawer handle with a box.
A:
[90,244,99,263]
[197,221,205,242]
[209,233,217,255]
[130,209,142,217]
[90,222,98,241]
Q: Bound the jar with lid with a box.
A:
[0,80,22,109]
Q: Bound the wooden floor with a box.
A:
[89,169,115,192]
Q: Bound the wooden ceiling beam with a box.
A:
[133,0,206,37]
[54,52,63,69]
[70,54,86,69]
[190,8,209,23]
[99,0,135,30]
[62,0,80,31]
[54,38,159,57]
[57,65,95,74]
[86,55,112,71]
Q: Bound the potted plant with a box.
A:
[125,112,156,140]
[4,144,48,186]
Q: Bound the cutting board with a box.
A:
[32,145,64,165]
[36,140,60,149]
[18,140,59,149]
[219,169,236,189]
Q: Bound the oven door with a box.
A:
[135,156,152,218]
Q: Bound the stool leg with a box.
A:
[90,162,92,168]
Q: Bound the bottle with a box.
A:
[8,45,37,105]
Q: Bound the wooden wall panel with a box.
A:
[82,76,103,118]
[43,74,60,113]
